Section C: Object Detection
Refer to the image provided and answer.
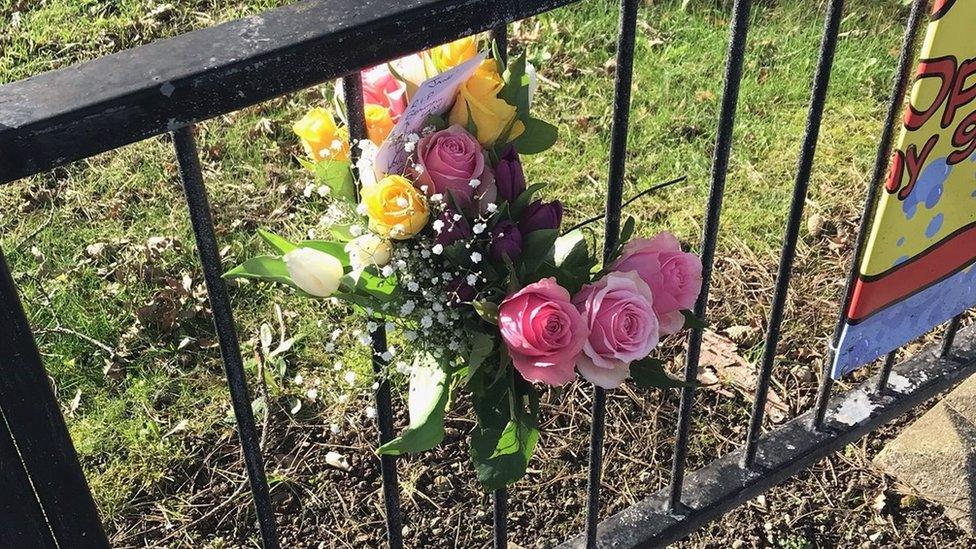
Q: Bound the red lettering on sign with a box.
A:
[942,58,976,130]
[886,135,939,198]
[905,56,956,131]
[932,0,957,20]
[948,110,976,165]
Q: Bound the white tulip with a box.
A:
[344,234,392,270]
[283,247,343,297]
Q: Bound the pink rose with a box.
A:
[415,125,495,212]
[361,65,407,120]
[573,272,660,388]
[499,278,588,386]
[611,232,703,335]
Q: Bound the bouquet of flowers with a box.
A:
[226,36,703,489]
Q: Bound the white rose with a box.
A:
[283,247,343,297]
[344,234,392,269]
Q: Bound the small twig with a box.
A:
[561,175,688,235]
[13,182,63,253]
[37,326,117,358]
[13,207,56,253]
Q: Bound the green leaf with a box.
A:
[488,419,540,460]
[500,53,529,120]
[619,215,636,245]
[465,332,496,384]
[331,292,389,314]
[329,225,357,242]
[510,183,547,219]
[519,228,558,276]
[313,160,356,205]
[498,52,528,108]
[512,118,558,155]
[223,256,295,288]
[378,353,452,456]
[340,267,398,302]
[465,102,479,138]
[473,300,500,324]
[423,114,449,132]
[681,309,707,330]
[257,229,296,255]
[538,230,597,294]
[631,357,696,389]
[469,378,540,490]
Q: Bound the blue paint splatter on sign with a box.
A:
[926,213,944,238]
[903,157,950,220]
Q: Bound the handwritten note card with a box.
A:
[373,53,486,180]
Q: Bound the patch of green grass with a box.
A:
[0,0,909,536]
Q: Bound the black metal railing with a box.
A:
[1,1,973,548]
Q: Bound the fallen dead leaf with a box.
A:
[698,330,789,423]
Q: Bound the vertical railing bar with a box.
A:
[490,23,510,549]
[941,314,964,359]
[585,2,639,546]
[814,0,926,430]
[741,0,845,469]
[0,247,108,548]
[875,351,898,394]
[667,0,753,512]
[341,73,405,549]
[491,25,508,64]
[172,126,280,549]
[491,489,508,548]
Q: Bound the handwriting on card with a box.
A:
[373,53,486,180]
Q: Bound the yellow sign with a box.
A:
[833,0,976,378]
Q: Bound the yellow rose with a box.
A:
[293,108,349,162]
[448,60,525,146]
[364,104,395,146]
[362,175,429,240]
[429,36,478,73]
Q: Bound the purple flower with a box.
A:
[495,145,526,203]
[519,200,563,234]
[490,221,523,262]
[447,277,477,306]
[435,209,472,246]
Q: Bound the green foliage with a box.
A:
[681,309,707,330]
[469,371,540,490]
[518,228,559,276]
[537,229,598,294]
[473,300,500,324]
[512,118,559,155]
[299,158,356,205]
[378,352,452,456]
[510,183,547,218]
[223,256,296,289]
[631,358,696,390]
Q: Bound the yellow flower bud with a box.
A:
[429,36,478,73]
[448,60,525,146]
[293,108,350,162]
[364,104,395,146]
[283,247,344,297]
[362,175,429,240]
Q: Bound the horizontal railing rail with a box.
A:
[0,0,579,184]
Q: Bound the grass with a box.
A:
[1,0,923,545]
